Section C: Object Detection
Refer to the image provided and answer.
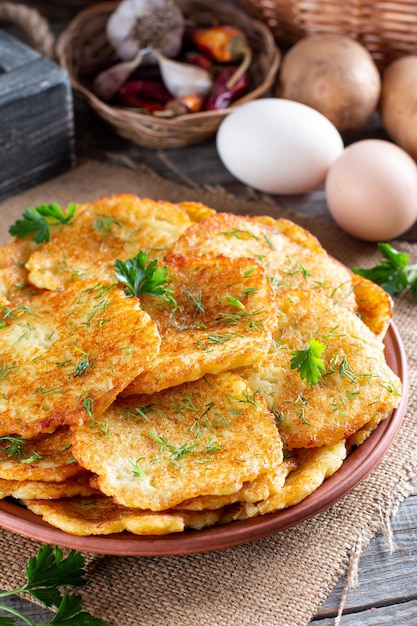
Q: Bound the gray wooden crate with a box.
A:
[0,29,75,201]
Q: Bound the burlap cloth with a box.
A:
[0,160,415,626]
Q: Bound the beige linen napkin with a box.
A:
[0,160,415,626]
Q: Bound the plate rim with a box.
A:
[0,321,409,556]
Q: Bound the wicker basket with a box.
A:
[55,0,280,149]
[238,0,417,68]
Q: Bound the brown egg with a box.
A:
[325,139,417,241]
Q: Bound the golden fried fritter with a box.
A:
[165,212,356,310]
[0,427,81,481]
[0,238,43,305]
[254,216,393,338]
[124,254,276,395]
[25,194,194,291]
[176,201,216,222]
[251,215,326,254]
[71,372,283,511]
[222,441,347,521]
[351,272,393,340]
[0,237,37,269]
[23,494,224,536]
[173,462,292,511]
[0,472,97,500]
[0,280,160,438]
[237,289,402,449]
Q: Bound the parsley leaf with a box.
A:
[9,203,76,244]
[290,338,326,385]
[25,545,85,606]
[114,252,172,299]
[49,594,105,625]
[0,544,106,625]
[352,243,417,296]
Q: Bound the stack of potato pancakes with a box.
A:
[0,195,402,536]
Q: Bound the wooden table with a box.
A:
[1,2,417,624]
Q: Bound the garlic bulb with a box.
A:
[106,0,185,62]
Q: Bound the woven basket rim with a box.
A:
[237,0,417,68]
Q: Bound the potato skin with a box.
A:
[275,34,381,131]
[380,55,417,161]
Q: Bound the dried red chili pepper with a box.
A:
[189,25,252,88]
[118,79,173,103]
[205,66,250,111]
[117,94,165,112]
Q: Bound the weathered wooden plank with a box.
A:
[0,29,39,73]
[0,596,53,623]
[311,491,417,623]
[312,599,417,625]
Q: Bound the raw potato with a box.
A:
[380,55,417,161]
[275,34,381,132]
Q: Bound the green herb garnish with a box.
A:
[70,354,94,379]
[114,252,171,299]
[0,544,106,625]
[352,242,417,296]
[290,338,326,385]
[0,435,28,460]
[9,203,76,244]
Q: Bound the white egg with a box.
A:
[216,98,344,195]
[325,139,417,241]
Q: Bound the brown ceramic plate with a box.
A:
[0,322,408,556]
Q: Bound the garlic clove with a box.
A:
[153,51,213,99]
[93,51,145,101]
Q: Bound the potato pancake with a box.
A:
[0,427,81,481]
[251,215,326,254]
[176,201,216,222]
[124,254,276,395]
[0,238,43,305]
[0,472,97,500]
[0,266,43,307]
[254,216,393,339]
[25,194,194,291]
[351,272,393,340]
[0,237,37,269]
[172,462,292,511]
[237,289,402,449]
[71,372,283,511]
[166,212,356,310]
[222,441,347,521]
[23,494,224,536]
[0,280,160,438]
